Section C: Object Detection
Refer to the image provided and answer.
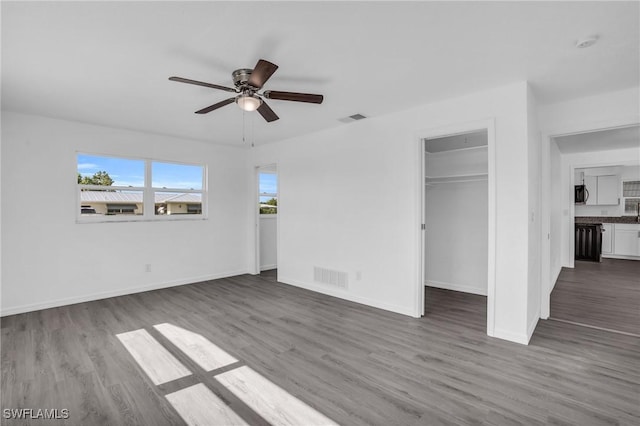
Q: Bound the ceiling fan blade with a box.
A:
[195,97,236,114]
[169,76,236,93]
[257,101,279,122]
[263,90,323,104]
[247,59,279,89]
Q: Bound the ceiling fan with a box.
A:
[169,59,324,122]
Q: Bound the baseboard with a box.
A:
[492,327,529,345]
[278,275,416,317]
[425,279,487,296]
[260,264,277,271]
[0,269,250,317]
[602,254,640,261]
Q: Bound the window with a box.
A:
[152,162,203,216]
[622,180,640,215]
[77,153,205,222]
[258,172,277,214]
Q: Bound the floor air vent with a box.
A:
[314,267,348,288]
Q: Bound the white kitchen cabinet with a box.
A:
[613,224,640,257]
[597,175,620,205]
[601,223,614,254]
[584,176,597,205]
[584,175,620,205]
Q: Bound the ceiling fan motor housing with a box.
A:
[232,68,253,88]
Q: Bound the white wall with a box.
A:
[1,111,251,315]
[259,216,277,270]
[539,87,640,133]
[425,180,488,295]
[251,81,533,344]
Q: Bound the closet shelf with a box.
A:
[424,145,488,155]
[425,173,488,185]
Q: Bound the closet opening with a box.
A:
[422,129,489,331]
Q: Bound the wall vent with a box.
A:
[338,114,367,123]
[314,266,348,288]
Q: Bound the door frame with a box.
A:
[254,164,279,275]
[416,118,497,336]
[540,117,640,319]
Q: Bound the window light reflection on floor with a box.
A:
[117,323,339,426]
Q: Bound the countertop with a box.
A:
[575,216,640,224]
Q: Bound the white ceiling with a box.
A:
[554,125,640,154]
[2,1,639,146]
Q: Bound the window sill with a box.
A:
[76,215,208,224]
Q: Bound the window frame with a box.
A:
[621,179,640,216]
[76,152,207,224]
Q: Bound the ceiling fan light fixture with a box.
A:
[236,95,262,111]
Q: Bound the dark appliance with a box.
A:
[575,223,602,262]
[575,184,589,204]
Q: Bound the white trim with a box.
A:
[414,118,497,335]
[278,276,416,317]
[259,215,278,220]
[492,328,529,345]
[418,137,426,317]
[486,119,497,337]
[76,215,207,224]
[0,269,249,317]
[260,264,277,271]
[425,280,487,296]
[526,313,539,343]
[603,254,640,260]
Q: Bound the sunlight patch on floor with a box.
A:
[118,324,339,425]
[166,383,249,426]
[215,365,338,426]
[116,329,191,385]
[154,323,238,371]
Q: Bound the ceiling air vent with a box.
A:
[338,114,367,123]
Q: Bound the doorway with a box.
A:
[544,125,640,335]
[256,165,278,277]
[418,120,496,336]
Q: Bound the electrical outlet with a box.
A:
[601,210,608,215]
[145,264,151,273]
[356,271,362,281]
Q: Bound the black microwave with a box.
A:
[575,185,589,204]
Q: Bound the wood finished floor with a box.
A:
[2,272,639,425]
[551,258,640,336]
